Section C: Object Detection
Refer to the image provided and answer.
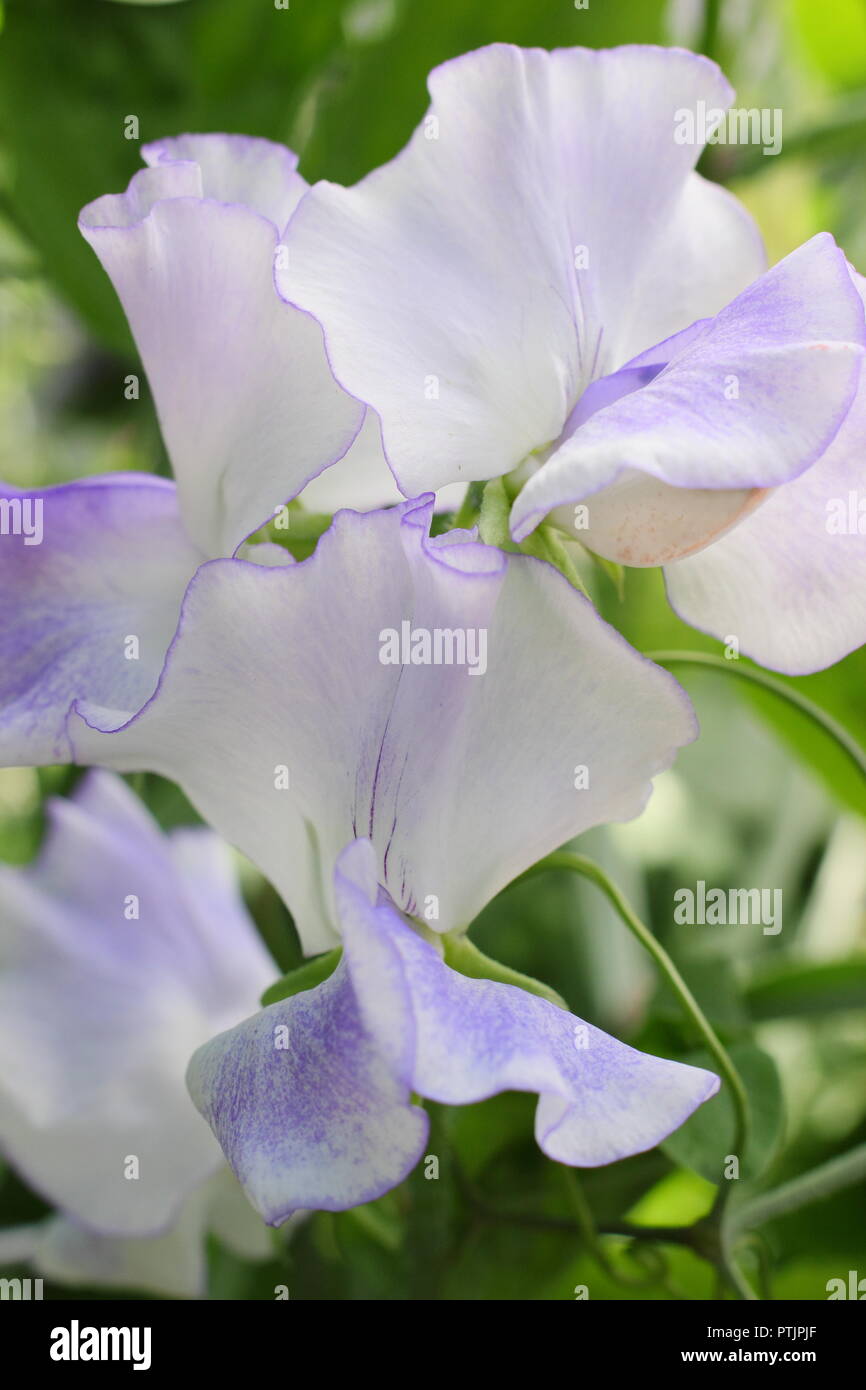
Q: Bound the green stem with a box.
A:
[721,1243,758,1301]
[519,851,751,1166]
[558,1164,605,1257]
[645,650,866,786]
[443,933,568,1009]
[732,1142,866,1234]
[741,1233,775,1301]
[599,1223,694,1244]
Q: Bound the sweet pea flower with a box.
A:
[0,494,719,1222]
[279,43,866,675]
[79,132,399,554]
[80,132,464,522]
[186,838,718,1223]
[48,500,720,1216]
[0,771,274,1296]
[0,114,726,1224]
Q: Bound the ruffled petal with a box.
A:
[80,135,363,556]
[187,844,428,1224]
[281,44,762,495]
[188,841,718,1221]
[617,172,766,362]
[511,236,866,543]
[381,888,720,1167]
[142,133,308,232]
[72,500,695,953]
[664,349,866,673]
[0,476,201,766]
[296,408,468,514]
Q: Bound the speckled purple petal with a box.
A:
[188,840,718,1220]
[386,890,720,1167]
[187,842,428,1224]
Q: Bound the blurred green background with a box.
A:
[0,0,864,1300]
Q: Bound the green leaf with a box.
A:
[741,653,866,818]
[302,0,668,185]
[653,955,748,1034]
[448,1092,537,1179]
[626,1168,717,1228]
[442,1219,578,1301]
[0,0,347,344]
[662,1042,784,1184]
[745,958,866,1021]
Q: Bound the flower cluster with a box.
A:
[2,43,863,1286]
